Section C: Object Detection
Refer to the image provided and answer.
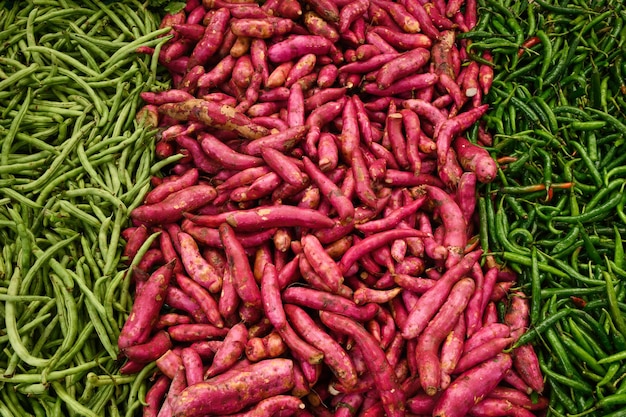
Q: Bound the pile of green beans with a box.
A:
[0,1,175,416]
[469,0,626,416]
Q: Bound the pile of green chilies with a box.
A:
[0,1,175,416]
[468,0,626,415]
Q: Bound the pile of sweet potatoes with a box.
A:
[121,0,548,416]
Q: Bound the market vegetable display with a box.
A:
[2,0,625,416]
[0,1,171,415]
[116,0,553,416]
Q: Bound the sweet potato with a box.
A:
[187,7,230,69]
[171,359,295,416]
[362,72,439,97]
[199,132,264,171]
[424,184,468,268]
[178,231,223,293]
[168,323,230,342]
[245,330,287,362]
[216,166,272,191]
[145,169,199,205]
[285,304,358,390]
[417,277,475,395]
[333,393,364,417]
[175,134,222,174]
[468,398,536,417]
[320,311,405,417]
[243,125,308,156]
[219,223,262,311]
[187,204,334,231]
[204,322,248,378]
[402,250,482,339]
[185,2,204,21]
[339,229,429,275]
[302,0,339,22]
[356,192,426,234]
[130,185,217,225]
[402,0,440,39]
[303,11,340,43]
[302,156,355,223]
[118,261,175,349]
[487,386,549,411]
[274,0,302,18]
[282,286,378,322]
[298,255,334,292]
[439,314,466,389]
[512,344,544,394]
[122,225,149,264]
[464,323,511,354]
[479,51,494,94]
[338,53,400,75]
[182,221,276,248]
[267,35,333,63]
[175,273,224,327]
[228,395,305,417]
[181,346,204,386]
[376,48,430,90]
[261,147,306,187]
[155,313,193,329]
[338,0,368,33]
[432,353,513,417]
[143,375,170,417]
[504,291,530,341]
[285,54,317,89]
[454,336,515,374]
[317,64,339,88]
[228,4,269,18]
[353,287,403,305]
[503,369,533,395]
[453,137,498,183]
[121,330,172,363]
[317,132,339,172]
[230,17,293,38]
[165,286,208,324]
[435,104,489,166]
[141,90,195,106]
[301,234,344,293]
[159,99,270,140]
[155,349,184,380]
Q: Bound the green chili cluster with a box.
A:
[471,0,626,415]
[0,1,172,416]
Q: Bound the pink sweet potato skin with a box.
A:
[171,358,295,417]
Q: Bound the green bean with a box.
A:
[0,313,52,345]
[25,45,100,76]
[1,88,32,170]
[4,268,51,368]
[97,26,171,71]
[0,62,39,91]
[15,121,95,193]
[103,205,125,276]
[51,381,100,417]
[71,270,117,360]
